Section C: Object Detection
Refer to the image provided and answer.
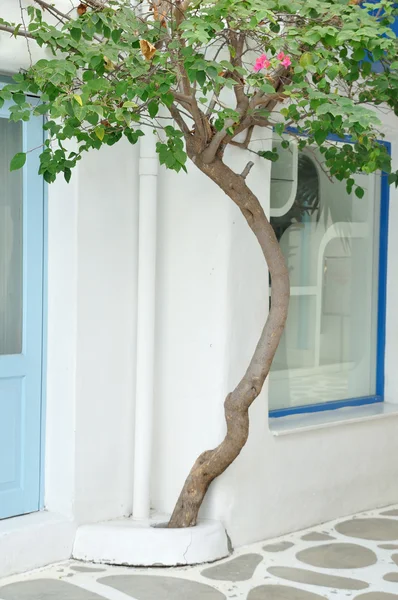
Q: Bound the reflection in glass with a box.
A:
[0,119,23,355]
[269,142,379,411]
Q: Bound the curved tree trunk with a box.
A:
[168,156,290,529]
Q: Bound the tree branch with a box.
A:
[168,156,290,528]
[201,118,236,163]
[169,103,192,136]
[229,32,249,117]
[0,24,34,39]
[33,0,71,21]
[19,0,33,66]
[240,161,254,179]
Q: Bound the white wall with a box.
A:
[45,137,139,525]
[73,141,139,523]
[2,0,398,552]
[1,0,140,525]
[152,117,398,547]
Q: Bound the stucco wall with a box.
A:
[2,0,398,550]
[1,0,139,525]
[152,119,398,546]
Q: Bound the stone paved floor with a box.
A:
[1,506,398,599]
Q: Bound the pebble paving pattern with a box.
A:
[0,505,397,599]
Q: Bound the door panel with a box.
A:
[0,96,45,520]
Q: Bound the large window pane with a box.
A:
[0,119,23,355]
[269,141,380,412]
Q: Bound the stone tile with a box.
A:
[71,566,106,573]
[201,553,262,581]
[0,579,106,600]
[383,573,398,583]
[99,575,226,599]
[392,554,398,566]
[335,518,398,541]
[380,510,398,517]
[267,566,368,590]
[379,544,398,550]
[355,594,398,599]
[263,541,294,553]
[296,543,377,569]
[301,533,335,542]
[248,584,326,599]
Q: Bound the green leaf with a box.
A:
[355,186,365,199]
[314,129,328,145]
[13,93,26,106]
[372,46,384,62]
[111,29,122,43]
[10,152,26,171]
[70,27,81,42]
[73,94,83,106]
[327,65,339,81]
[258,150,278,162]
[300,52,314,68]
[260,82,275,94]
[34,103,48,115]
[95,125,105,141]
[206,66,218,79]
[196,70,206,87]
[86,112,99,126]
[148,101,159,118]
[352,48,365,62]
[64,167,72,183]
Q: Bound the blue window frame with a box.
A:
[268,137,390,419]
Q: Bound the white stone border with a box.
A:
[72,516,230,567]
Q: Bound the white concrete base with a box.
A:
[0,511,76,579]
[72,515,230,567]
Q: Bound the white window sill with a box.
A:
[269,402,398,436]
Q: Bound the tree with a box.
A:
[1,0,397,529]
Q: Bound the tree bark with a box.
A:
[168,156,290,528]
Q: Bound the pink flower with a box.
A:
[277,51,285,60]
[254,54,271,72]
[281,56,291,68]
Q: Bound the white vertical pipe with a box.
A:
[132,131,158,520]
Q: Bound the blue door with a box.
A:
[0,96,45,520]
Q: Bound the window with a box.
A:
[365,1,398,72]
[0,119,23,355]
[268,135,389,417]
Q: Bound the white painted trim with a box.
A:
[0,511,75,578]
[132,132,159,520]
[269,401,398,436]
[270,139,298,218]
[314,222,368,367]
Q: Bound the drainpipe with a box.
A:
[132,130,158,520]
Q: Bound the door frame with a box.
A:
[0,76,47,515]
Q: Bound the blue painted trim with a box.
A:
[269,133,391,419]
[376,141,391,397]
[269,395,383,419]
[0,75,13,85]
[0,80,46,515]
